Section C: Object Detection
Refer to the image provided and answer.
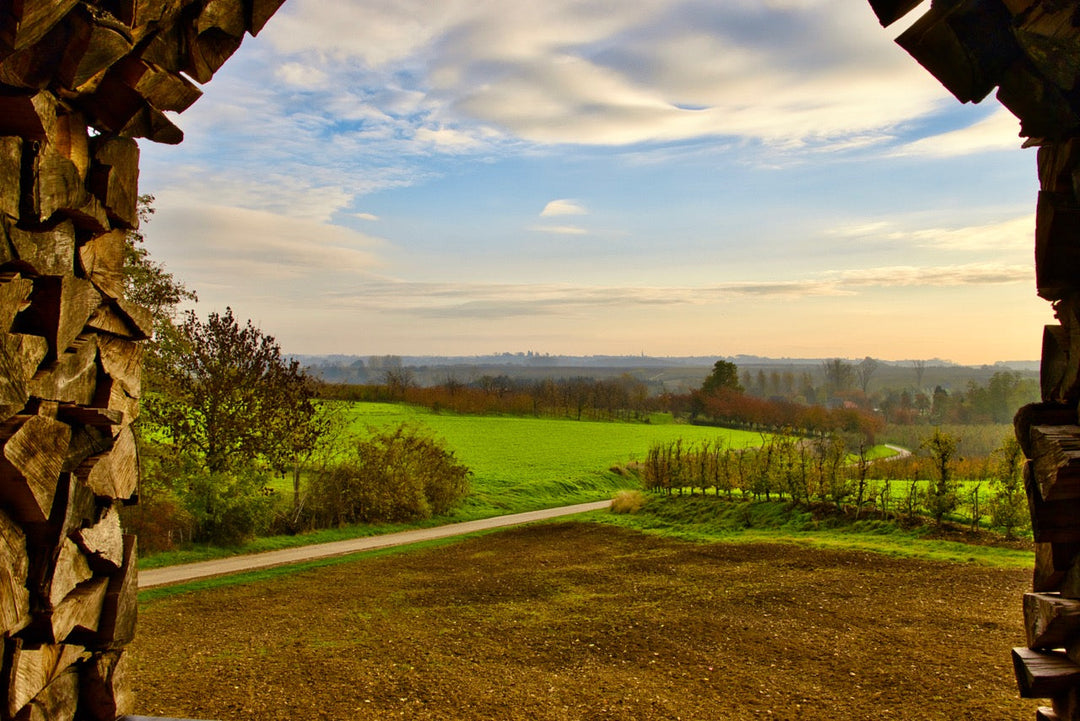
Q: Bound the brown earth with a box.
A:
[131,521,1037,720]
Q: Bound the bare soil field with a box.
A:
[131,522,1036,720]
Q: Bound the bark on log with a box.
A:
[81,649,133,720]
[96,535,135,649]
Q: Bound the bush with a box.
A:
[179,468,276,545]
[611,490,646,514]
[306,424,471,526]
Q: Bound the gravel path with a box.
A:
[139,500,612,588]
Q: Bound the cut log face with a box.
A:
[28,334,98,406]
[0,508,30,637]
[14,667,78,721]
[87,137,139,229]
[74,504,123,572]
[77,230,127,300]
[97,335,142,399]
[46,577,107,644]
[46,537,92,609]
[6,640,85,718]
[77,426,137,502]
[7,221,77,278]
[0,415,72,524]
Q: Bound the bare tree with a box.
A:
[912,359,927,390]
[855,357,880,394]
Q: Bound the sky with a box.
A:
[137,0,1051,365]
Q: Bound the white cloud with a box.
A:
[275,62,328,87]
[540,199,587,216]
[255,0,949,149]
[529,225,588,235]
[354,213,380,221]
[827,214,1034,253]
[892,107,1024,158]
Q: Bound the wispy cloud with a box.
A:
[529,225,588,235]
[891,107,1023,158]
[540,199,587,216]
[826,213,1034,253]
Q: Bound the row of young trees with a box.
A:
[639,429,1029,538]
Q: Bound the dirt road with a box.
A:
[139,500,611,588]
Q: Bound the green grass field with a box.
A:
[339,402,768,516]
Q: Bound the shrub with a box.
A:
[179,468,276,545]
[306,424,471,526]
[611,490,646,514]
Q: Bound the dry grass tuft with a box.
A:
[610,489,646,514]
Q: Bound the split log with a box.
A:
[0,508,30,637]
[0,414,72,524]
[896,0,1017,105]
[44,537,92,608]
[13,668,78,721]
[1054,686,1080,721]
[1040,707,1062,721]
[1029,465,1080,545]
[85,297,151,341]
[56,405,123,429]
[74,504,123,572]
[88,136,139,229]
[1038,140,1080,194]
[62,426,111,476]
[248,0,288,35]
[97,336,141,399]
[2,0,79,53]
[1017,405,1077,457]
[28,334,98,406]
[6,220,77,277]
[1014,647,1080,698]
[77,230,126,300]
[6,640,85,718]
[1033,540,1066,593]
[45,577,107,644]
[19,275,101,359]
[1036,191,1080,302]
[26,140,85,225]
[185,0,246,83]
[0,332,49,423]
[0,92,50,141]
[96,535,135,649]
[56,7,132,94]
[997,59,1080,140]
[867,0,925,27]
[40,473,96,557]
[83,74,184,145]
[1031,426,1080,501]
[1042,326,1078,404]
[111,56,202,113]
[1013,3,1080,92]
[77,426,137,502]
[0,136,20,218]
[80,649,132,719]
[1027,592,1080,649]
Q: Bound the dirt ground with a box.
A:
[131,522,1037,720]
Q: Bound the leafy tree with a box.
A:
[147,307,320,475]
[922,429,960,526]
[987,435,1029,540]
[701,359,743,394]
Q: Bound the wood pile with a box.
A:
[869,0,1080,718]
[0,0,284,718]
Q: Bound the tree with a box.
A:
[922,429,960,526]
[701,359,743,394]
[987,435,1030,540]
[855,357,879,394]
[147,307,320,475]
[821,358,852,400]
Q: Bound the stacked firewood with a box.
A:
[868,0,1080,718]
[0,1,283,719]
